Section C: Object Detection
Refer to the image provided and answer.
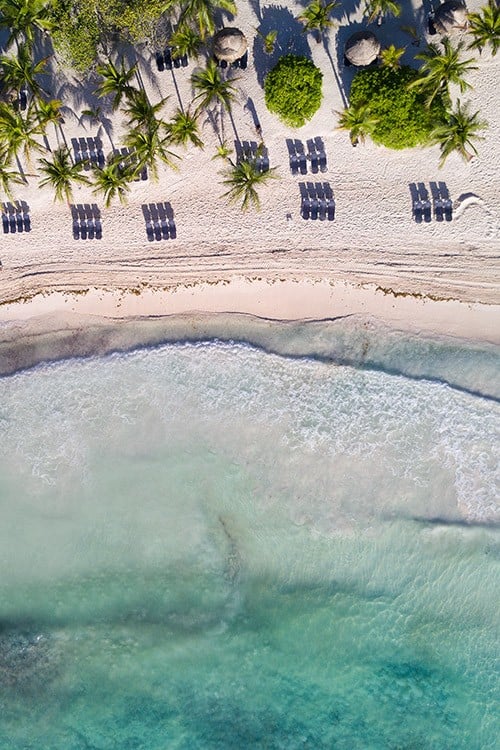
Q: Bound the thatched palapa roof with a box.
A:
[433,1,469,36]
[213,28,248,63]
[345,31,381,67]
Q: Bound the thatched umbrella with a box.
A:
[433,1,469,36]
[345,31,381,67]
[213,28,248,63]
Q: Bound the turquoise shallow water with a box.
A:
[0,331,499,749]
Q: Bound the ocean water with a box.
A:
[0,327,499,749]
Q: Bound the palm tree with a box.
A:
[95,58,138,111]
[35,97,63,143]
[178,0,236,40]
[124,121,179,181]
[0,102,44,163]
[0,149,25,198]
[430,99,487,167]
[255,29,278,55]
[335,102,379,146]
[165,108,203,148]
[38,146,91,203]
[0,44,49,99]
[468,0,500,56]
[0,0,54,49]
[364,0,401,25]
[222,157,278,211]
[410,39,478,106]
[212,140,233,160]
[380,44,405,69]
[169,23,202,59]
[297,0,339,42]
[191,60,239,113]
[91,161,133,208]
[122,90,168,131]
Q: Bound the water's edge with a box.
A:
[1,312,499,400]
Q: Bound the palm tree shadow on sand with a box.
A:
[253,6,311,87]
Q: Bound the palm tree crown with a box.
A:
[0,0,54,49]
[380,44,405,70]
[430,99,487,167]
[0,102,43,162]
[165,108,204,149]
[297,0,339,40]
[468,0,500,56]
[178,0,236,40]
[411,39,478,106]
[38,146,91,203]
[169,24,202,59]
[0,44,48,98]
[336,102,379,146]
[95,58,138,111]
[124,121,179,181]
[91,161,133,208]
[191,60,239,113]
[0,148,25,198]
[364,0,401,25]
[122,90,167,131]
[222,157,278,211]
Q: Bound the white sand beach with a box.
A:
[0,0,499,361]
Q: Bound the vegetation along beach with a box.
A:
[0,0,499,747]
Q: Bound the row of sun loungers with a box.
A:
[155,48,189,71]
[1,201,31,233]
[409,182,453,223]
[71,137,105,169]
[142,203,176,241]
[287,138,328,176]
[300,182,335,221]
[71,204,102,240]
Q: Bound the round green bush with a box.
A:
[264,55,323,128]
[349,66,447,149]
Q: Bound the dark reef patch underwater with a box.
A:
[0,333,498,748]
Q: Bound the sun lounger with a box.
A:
[299,154,307,175]
[309,152,319,175]
[326,199,335,221]
[318,152,327,173]
[2,213,9,233]
[23,214,31,232]
[434,198,444,222]
[168,220,177,239]
[422,201,432,223]
[164,48,173,70]
[155,52,164,72]
[180,54,189,67]
[16,214,24,232]
[301,198,311,220]
[443,200,452,221]
[95,219,102,240]
[19,89,28,111]
[160,220,169,240]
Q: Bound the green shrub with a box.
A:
[50,0,167,72]
[50,1,101,73]
[349,65,446,149]
[264,54,323,128]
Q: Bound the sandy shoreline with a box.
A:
[0,276,499,378]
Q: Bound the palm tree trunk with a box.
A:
[170,69,184,112]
